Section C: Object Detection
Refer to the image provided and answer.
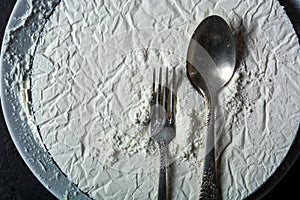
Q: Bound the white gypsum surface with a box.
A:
[28,0,300,199]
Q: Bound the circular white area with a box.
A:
[30,0,300,199]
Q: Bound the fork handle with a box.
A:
[158,143,167,200]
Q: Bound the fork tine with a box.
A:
[164,68,168,113]
[171,67,176,123]
[152,68,156,104]
[157,67,162,105]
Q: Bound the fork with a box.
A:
[150,67,176,200]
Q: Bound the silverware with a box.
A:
[186,15,236,199]
[150,67,176,200]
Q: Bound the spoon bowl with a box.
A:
[187,15,236,104]
[186,15,236,199]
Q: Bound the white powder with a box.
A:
[23,0,300,199]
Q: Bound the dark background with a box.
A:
[0,1,299,199]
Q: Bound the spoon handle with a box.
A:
[200,108,220,200]
[200,148,219,200]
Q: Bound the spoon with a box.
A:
[186,15,236,199]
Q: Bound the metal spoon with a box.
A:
[186,15,236,199]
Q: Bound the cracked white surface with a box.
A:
[29,0,300,199]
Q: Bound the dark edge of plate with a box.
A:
[246,128,300,200]
[0,0,299,199]
[246,1,300,199]
[0,0,90,199]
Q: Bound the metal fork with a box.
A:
[150,67,176,200]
